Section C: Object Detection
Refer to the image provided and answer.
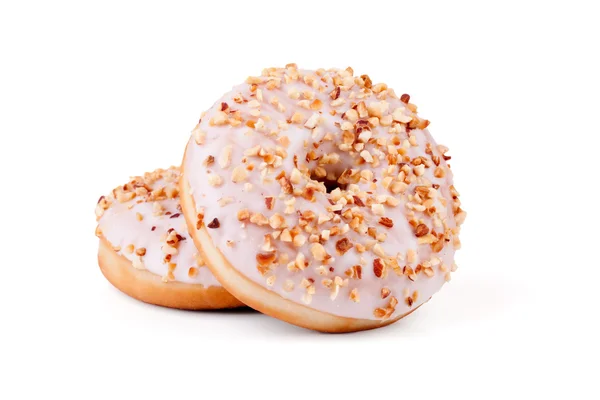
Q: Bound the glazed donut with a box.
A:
[95,167,244,310]
[180,65,466,331]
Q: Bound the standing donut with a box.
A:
[180,65,466,331]
[96,167,244,310]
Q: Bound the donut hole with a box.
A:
[310,168,347,193]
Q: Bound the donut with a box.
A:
[95,167,244,310]
[180,65,466,332]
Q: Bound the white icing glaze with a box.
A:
[183,66,465,320]
[96,167,221,287]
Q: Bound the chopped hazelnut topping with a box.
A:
[335,238,353,255]
[310,99,322,110]
[345,265,362,279]
[249,213,269,226]
[379,217,393,228]
[246,76,262,84]
[280,229,293,242]
[404,266,417,281]
[278,176,293,194]
[193,126,206,145]
[304,113,320,129]
[293,234,307,247]
[231,166,248,183]
[278,136,291,147]
[455,210,467,226]
[203,155,215,166]
[431,238,445,253]
[434,166,445,178]
[349,288,360,303]
[161,244,178,256]
[208,111,228,126]
[371,203,385,216]
[415,224,429,237]
[330,86,341,100]
[195,212,204,229]
[360,150,374,163]
[290,168,302,184]
[265,196,275,210]
[256,252,276,266]
[294,253,307,270]
[381,287,391,299]
[208,174,223,187]
[219,145,232,168]
[344,109,359,122]
[356,101,368,118]
[217,197,233,207]
[237,208,250,221]
[310,243,328,261]
[268,213,285,229]
[367,101,388,118]
[291,111,304,124]
[117,191,135,203]
[392,107,412,124]
[414,164,425,176]
[373,258,384,278]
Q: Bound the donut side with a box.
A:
[179,163,421,331]
[98,235,244,310]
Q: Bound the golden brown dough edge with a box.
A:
[97,236,245,310]
[179,146,424,332]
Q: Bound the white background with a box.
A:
[1,0,598,399]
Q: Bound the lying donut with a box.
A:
[181,65,466,331]
[95,167,244,310]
